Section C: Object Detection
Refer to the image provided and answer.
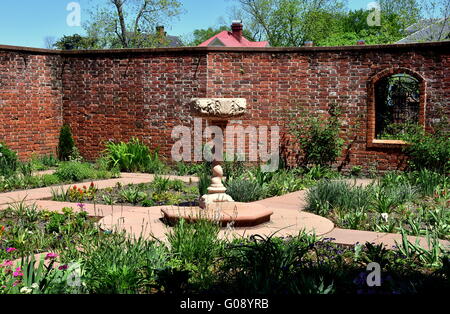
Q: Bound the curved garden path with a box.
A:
[0,174,448,250]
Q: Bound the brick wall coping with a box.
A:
[0,41,448,56]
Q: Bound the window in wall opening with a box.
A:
[375,73,420,140]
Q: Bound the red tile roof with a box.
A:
[198,30,269,47]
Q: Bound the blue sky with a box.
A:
[0,0,371,48]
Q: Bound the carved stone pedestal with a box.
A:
[199,163,234,209]
[190,98,247,210]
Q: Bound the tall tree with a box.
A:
[235,0,346,46]
[84,0,183,48]
[53,34,98,50]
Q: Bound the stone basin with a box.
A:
[161,202,273,227]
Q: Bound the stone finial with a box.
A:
[191,98,247,119]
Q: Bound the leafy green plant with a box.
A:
[102,194,117,205]
[218,232,332,294]
[197,167,210,197]
[395,229,447,268]
[151,176,171,194]
[306,180,371,216]
[120,187,147,205]
[18,162,33,177]
[175,162,205,176]
[29,154,54,171]
[166,219,223,288]
[54,162,114,182]
[168,179,185,192]
[335,207,369,230]
[407,169,449,196]
[223,155,246,180]
[80,233,167,294]
[103,138,166,173]
[0,254,84,294]
[0,143,18,177]
[57,125,75,161]
[54,162,91,182]
[385,123,450,173]
[289,103,344,168]
[225,176,264,202]
[371,183,415,214]
[264,170,307,197]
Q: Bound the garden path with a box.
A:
[0,175,448,250]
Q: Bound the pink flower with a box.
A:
[45,253,58,260]
[12,280,21,287]
[6,248,16,253]
[13,267,23,277]
[58,265,68,270]
[1,260,13,267]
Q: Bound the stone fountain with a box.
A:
[161,98,273,227]
[192,98,245,209]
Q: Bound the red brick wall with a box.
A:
[206,45,449,173]
[1,43,448,173]
[61,51,208,161]
[0,48,62,160]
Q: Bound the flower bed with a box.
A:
[50,176,199,207]
[305,170,449,240]
[0,161,119,193]
[0,204,448,295]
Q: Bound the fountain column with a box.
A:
[190,98,247,209]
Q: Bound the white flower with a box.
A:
[31,283,39,289]
[381,213,389,222]
[20,287,33,294]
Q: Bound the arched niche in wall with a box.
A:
[367,68,426,148]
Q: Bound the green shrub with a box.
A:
[226,177,264,202]
[384,123,450,173]
[166,219,223,288]
[404,130,450,173]
[18,161,33,177]
[54,162,92,182]
[29,154,59,171]
[81,233,167,294]
[119,187,147,205]
[264,170,307,197]
[218,233,332,294]
[289,104,344,168]
[57,125,75,161]
[407,169,449,196]
[197,165,210,197]
[151,176,171,194]
[54,162,114,182]
[223,156,246,180]
[0,143,18,177]
[175,162,205,176]
[306,180,371,216]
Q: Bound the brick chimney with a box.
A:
[231,20,243,42]
[156,26,166,43]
